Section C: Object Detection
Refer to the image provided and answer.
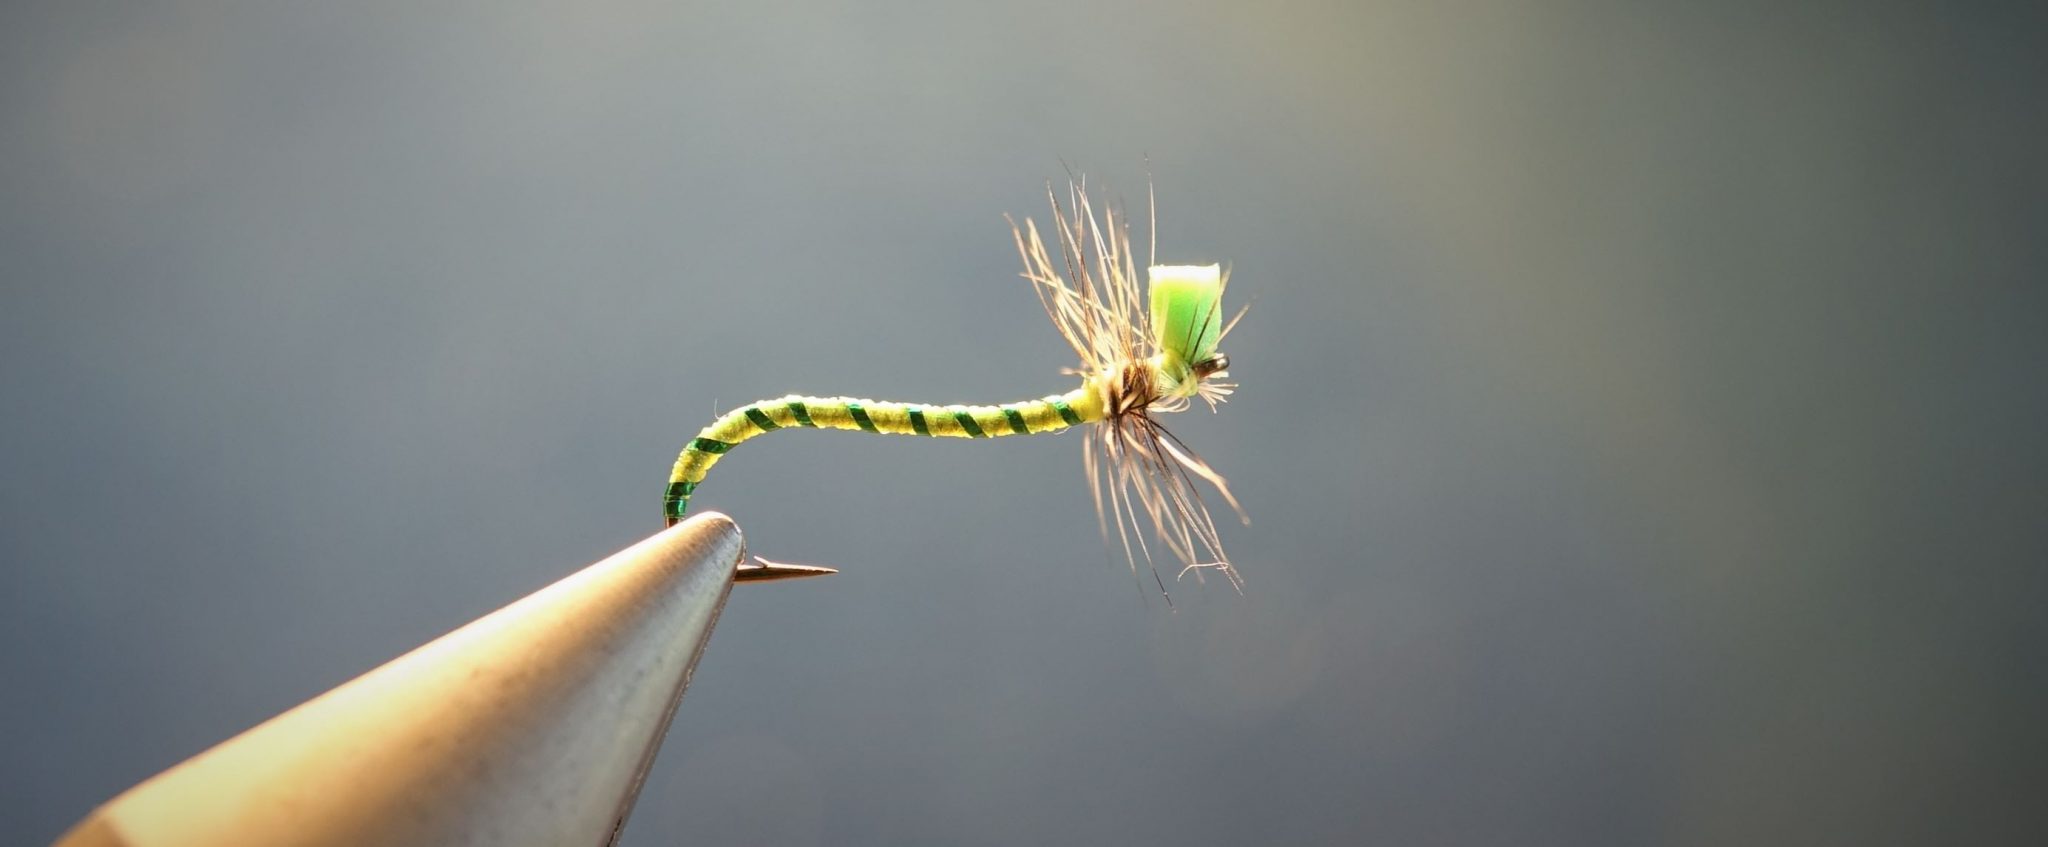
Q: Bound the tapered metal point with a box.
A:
[53,511,814,847]
[735,556,839,582]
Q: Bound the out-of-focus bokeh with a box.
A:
[4,2,2042,844]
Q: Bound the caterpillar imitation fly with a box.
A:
[664,182,1247,594]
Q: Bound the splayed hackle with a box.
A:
[1011,183,1247,594]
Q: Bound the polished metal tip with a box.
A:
[734,556,839,583]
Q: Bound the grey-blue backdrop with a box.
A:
[4,2,2043,844]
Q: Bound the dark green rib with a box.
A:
[908,407,929,435]
[662,480,698,522]
[687,437,732,454]
[786,400,816,427]
[847,401,879,433]
[1002,407,1030,434]
[1050,398,1083,427]
[954,411,986,438]
[743,406,780,432]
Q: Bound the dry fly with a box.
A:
[664,179,1247,598]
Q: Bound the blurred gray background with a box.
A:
[4,2,2043,844]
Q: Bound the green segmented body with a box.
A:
[665,386,1106,525]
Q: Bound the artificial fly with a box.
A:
[664,180,1247,596]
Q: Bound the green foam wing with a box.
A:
[1148,264,1223,365]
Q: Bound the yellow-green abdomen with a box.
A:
[664,385,1105,525]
